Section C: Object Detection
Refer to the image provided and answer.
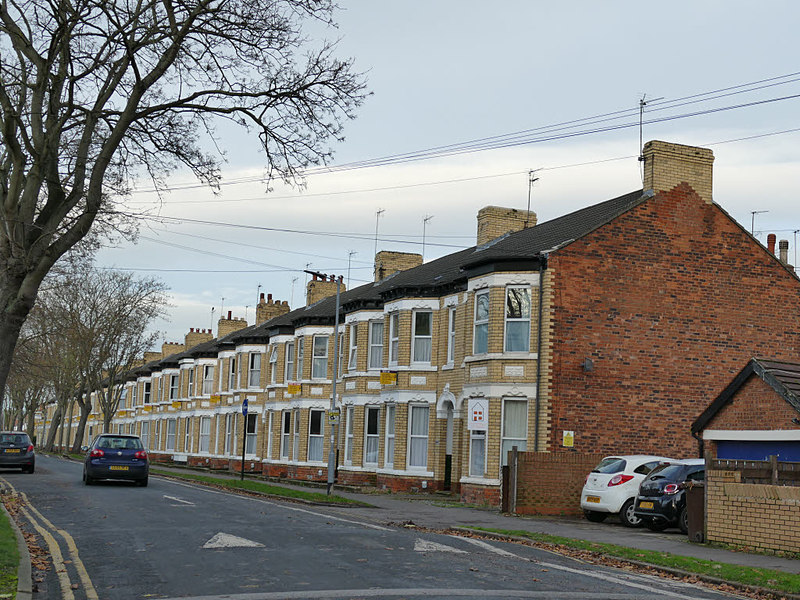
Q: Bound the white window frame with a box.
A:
[229,356,237,390]
[184,417,192,453]
[501,398,528,466]
[308,409,325,462]
[312,335,328,380]
[153,420,161,450]
[407,404,429,469]
[166,419,177,451]
[296,338,305,381]
[280,411,291,459]
[202,365,214,395]
[285,342,295,382]
[269,346,278,384]
[368,321,383,370]
[143,381,152,404]
[140,421,150,449]
[348,324,358,371]
[169,374,179,400]
[364,406,380,466]
[266,411,274,459]
[225,413,236,455]
[199,416,211,453]
[292,409,300,461]
[384,404,395,468]
[470,430,486,477]
[187,368,194,397]
[411,310,432,364]
[245,413,258,455]
[249,352,262,388]
[504,286,531,352]
[447,306,456,365]
[473,290,490,355]
[388,313,399,366]
[344,406,354,465]
[131,385,138,406]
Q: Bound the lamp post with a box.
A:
[304,270,342,495]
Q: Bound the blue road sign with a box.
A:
[242,398,249,415]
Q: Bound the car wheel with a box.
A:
[26,465,34,474]
[679,507,689,534]
[619,498,642,528]
[138,476,148,487]
[83,470,93,485]
[583,510,607,523]
[644,519,668,532]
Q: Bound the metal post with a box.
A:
[241,415,246,481]
[327,276,342,495]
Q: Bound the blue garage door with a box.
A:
[716,440,800,462]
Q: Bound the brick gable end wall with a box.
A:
[546,184,800,457]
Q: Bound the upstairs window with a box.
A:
[348,324,358,371]
[368,321,383,370]
[447,306,456,364]
[229,356,237,390]
[296,338,305,380]
[169,374,179,400]
[411,311,432,364]
[285,342,295,382]
[143,382,152,404]
[249,352,262,388]
[202,365,214,395]
[312,335,328,379]
[187,369,194,397]
[473,291,489,355]
[388,313,399,365]
[505,287,531,352]
[268,346,278,384]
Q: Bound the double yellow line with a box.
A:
[1,478,98,600]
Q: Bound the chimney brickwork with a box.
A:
[476,206,537,246]
[143,351,162,364]
[642,140,714,204]
[185,327,214,349]
[256,292,291,324]
[779,239,790,265]
[306,274,344,306]
[374,251,423,282]
[161,341,185,358]
[218,311,249,338]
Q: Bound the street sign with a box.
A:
[242,398,249,415]
[327,408,340,425]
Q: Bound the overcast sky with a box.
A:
[97,1,800,345]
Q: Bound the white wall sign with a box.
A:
[467,398,488,431]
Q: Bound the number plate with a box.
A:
[109,465,129,471]
[585,495,601,503]
[638,501,654,510]
[4,449,21,454]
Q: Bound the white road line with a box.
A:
[161,478,392,531]
[452,535,716,600]
[156,589,654,599]
[414,538,467,553]
[163,494,195,505]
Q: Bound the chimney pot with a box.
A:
[260,292,265,300]
[267,293,272,302]
[227,310,232,319]
[768,233,776,254]
[779,239,789,264]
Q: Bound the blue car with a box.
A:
[83,434,149,486]
[0,431,35,473]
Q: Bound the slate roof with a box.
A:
[692,358,800,434]
[138,187,650,373]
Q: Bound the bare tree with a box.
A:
[0,0,368,403]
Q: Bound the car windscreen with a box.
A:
[0,434,29,445]
[95,436,143,450]
[592,457,626,474]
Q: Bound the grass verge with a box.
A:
[0,503,19,599]
[150,468,369,506]
[472,527,800,596]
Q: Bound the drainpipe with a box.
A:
[691,430,704,459]
[534,253,548,451]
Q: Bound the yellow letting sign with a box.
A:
[379,371,397,385]
[287,383,301,395]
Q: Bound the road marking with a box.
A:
[18,504,75,600]
[18,490,100,600]
[156,589,662,599]
[414,538,467,554]
[202,532,265,549]
[457,535,518,557]
[163,494,195,505]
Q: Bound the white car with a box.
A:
[581,455,674,527]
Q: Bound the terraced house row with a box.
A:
[38,140,800,506]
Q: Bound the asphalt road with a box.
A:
[1,455,747,600]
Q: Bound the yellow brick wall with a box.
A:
[642,140,714,205]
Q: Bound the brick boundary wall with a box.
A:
[706,465,800,554]
[514,451,605,516]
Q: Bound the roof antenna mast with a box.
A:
[525,170,538,228]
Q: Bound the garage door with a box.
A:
[716,440,800,462]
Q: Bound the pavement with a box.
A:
[8,459,800,599]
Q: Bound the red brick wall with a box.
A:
[708,375,800,430]
[461,483,501,507]
[514,452,604,516]
[547,184,800,458]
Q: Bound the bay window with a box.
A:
[408,405,429,469]
[411,311,432,363]
[505,287,531,352]
[474,291,489,354]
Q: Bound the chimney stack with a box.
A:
[642,140,714,204]
[779,239,789,265]
[256,291,291,324]
[476,206,537,246]
[374,251,423,282]
[306,274,345,306]
[185,327,214,349]
[217,312,248,338]
[768,233,776,254]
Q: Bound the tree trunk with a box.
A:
[44,405,63,452]
[71,391,91,453]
